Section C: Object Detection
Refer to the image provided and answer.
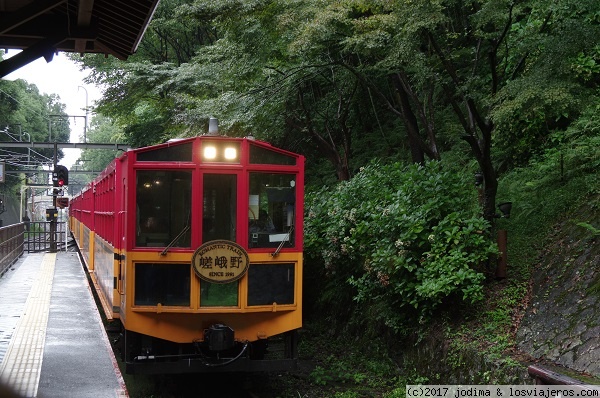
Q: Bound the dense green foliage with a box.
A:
[305,161,498,330]
[499,105,600,255]
[75,0,600,220]
[294,107,599,395]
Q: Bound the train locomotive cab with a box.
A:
[70,130,304,374]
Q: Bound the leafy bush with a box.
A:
[305,161,498,331]
[495,102,600,285]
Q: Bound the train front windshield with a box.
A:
[136,170,192,247]
[134,169,298,250]
[248,173,296,249]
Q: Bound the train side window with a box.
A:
[248,173,296,249]
[249,144,296,165]
[136,170,192,247]
[134,263,191,306]
[137,142,193,162]
[247,263,295,306]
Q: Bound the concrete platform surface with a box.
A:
[0,252,126,397]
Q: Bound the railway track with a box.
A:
[101,325,287,397]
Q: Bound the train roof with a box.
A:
[83,135,303,191]
[131,135,302,160]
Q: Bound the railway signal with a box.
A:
[53,165,69,187]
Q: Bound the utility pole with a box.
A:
[78,86,89,142]
[50,142,57,253]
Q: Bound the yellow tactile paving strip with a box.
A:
[0,252,56,397]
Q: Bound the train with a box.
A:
[69,120,305,374]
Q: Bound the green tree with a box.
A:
[73,0,222,147]
[78,114,123,173]
[75,0,600,218]
[288,0,600,219]
[0,78,70,190]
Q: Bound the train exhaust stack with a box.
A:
[207,117,219,135]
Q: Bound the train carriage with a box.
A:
[70,123,304,374]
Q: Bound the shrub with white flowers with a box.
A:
[305,161,499,330]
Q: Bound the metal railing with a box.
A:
[23,221,68,253]
[0,222,25,276]
[529,365,600,389]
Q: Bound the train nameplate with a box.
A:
[192,240,250,284]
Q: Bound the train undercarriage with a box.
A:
[117,327,299,374]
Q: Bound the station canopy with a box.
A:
[0,0,160,77]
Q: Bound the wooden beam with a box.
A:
[0,0,66,35]
[75,0,94,53]
[0,35,65,77]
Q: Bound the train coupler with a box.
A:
[204,324,235,351]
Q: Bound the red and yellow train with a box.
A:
[69,123,304,374]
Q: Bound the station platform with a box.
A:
[0,251,127,397]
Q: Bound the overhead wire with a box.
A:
[0,87,63,174]
[0,86,48,120]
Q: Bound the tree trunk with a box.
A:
[390,74,425,164]
[462,126,498,224]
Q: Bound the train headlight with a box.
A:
[202,141,240,163]
[224,147,237,160]
[202,141,241,163]
[203,146,217,160]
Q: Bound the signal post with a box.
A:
[49,143,68,253]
